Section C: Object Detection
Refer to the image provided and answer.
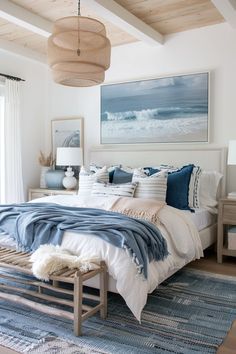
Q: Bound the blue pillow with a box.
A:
[144,167,160,176]
[109,170,115,183]
[112,167,133,184]
[166,164,194,210]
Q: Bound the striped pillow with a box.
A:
[132,169,168,201]
[91,182,137,197]
[89,164,121,183]
[78,166,109,197]
[188,166,202,208]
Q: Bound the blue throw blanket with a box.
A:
[0,203,168,278]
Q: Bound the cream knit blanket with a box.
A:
[109,197,165,225]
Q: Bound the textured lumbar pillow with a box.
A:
[91,181,137,197]
[132,169,168,201]
[78,166,109,197]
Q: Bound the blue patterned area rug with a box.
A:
[0,268,236,354]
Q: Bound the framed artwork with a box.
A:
[51,117,83,157]
[51,117,83,177]
[100,72,209,144]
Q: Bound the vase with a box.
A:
[40,166,51,188]
[45,169,65,189]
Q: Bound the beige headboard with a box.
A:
[89,144,227,197]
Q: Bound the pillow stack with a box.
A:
[79,163,223,213]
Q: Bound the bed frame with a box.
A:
[84,145,227,292]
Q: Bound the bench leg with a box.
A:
[53,280,59,287]
[74,271,83,336]
[100,261,108,319]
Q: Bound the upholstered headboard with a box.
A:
[89,145,227,197]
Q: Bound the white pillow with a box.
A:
[78,166,109,197]
[91,181,137,197]
[132,169,167,201]
[199,171,223,213]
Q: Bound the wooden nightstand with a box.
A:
[28,188,77,201]
[217,198,236,263]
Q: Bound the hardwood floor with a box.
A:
[188,248,236,276]
[1,250,236,354]
[0,346,19,354]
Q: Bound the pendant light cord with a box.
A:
[77,0,81,56]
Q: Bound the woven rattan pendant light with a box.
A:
[48,0,111,87]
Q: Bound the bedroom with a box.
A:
[0,0,236,353]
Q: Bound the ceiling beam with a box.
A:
[0,0,164,46]
[86,0,164,45]
[0,39,47,64]
[0,0,52,37]
[211,0,236,28]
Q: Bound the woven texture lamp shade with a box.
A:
[48,16,111,87]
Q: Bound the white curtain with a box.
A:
[4,79,24,203]
[0,84,5,203]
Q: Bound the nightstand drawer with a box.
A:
[28,188,77,201]
[30,192,51,199]
[222,204,236,223]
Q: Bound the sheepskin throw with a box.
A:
[30,244,100,281]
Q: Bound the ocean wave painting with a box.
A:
[101,72,209,144]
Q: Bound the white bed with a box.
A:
[0,194,203,321]
[85,145,226,302]
[0,146,226,321]
[186,208,217,249]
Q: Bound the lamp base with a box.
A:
[228,192,236,199]
[62,167,77,190]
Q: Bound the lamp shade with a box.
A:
[48,16,111,87]
[228,140,236,165]
[56,147,83,166]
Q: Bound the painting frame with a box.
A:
[51,117,83,158]
[100,71,210,145]
[51,117,83,178]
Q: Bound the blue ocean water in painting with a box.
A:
[101,73,208,144]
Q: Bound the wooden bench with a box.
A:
[0,246,108,336]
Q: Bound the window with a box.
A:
[0,83,5,203]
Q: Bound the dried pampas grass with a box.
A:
[38,151,54,167]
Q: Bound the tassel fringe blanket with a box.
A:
[0,202,168,278]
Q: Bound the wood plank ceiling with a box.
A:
[0,0,224,55]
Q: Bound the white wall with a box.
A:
[1,22,236,196]
[47,23,236,192]
[0,50,48,199]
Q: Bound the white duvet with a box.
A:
[1,195,203,321]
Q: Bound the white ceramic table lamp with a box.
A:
[56,147,83,190]
[228,140,236,198]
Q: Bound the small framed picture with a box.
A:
[51,117,83,177]
[51,117,83,158]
